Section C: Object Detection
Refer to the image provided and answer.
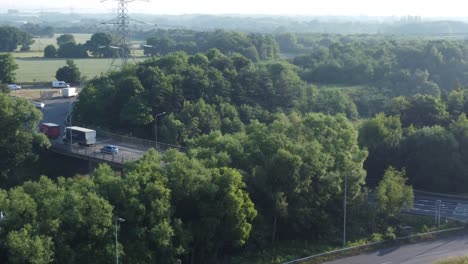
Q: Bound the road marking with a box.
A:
[380,262,392,264]
[417,250,449,257]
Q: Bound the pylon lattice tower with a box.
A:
[102,0,138,68]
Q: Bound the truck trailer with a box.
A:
[62,126,96,146]
[39,123,61,139]
[62,87,77,97]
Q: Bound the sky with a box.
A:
[3,0,468,17]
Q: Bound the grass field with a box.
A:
[15,57,147,83]
[2,33,148,83]
[29,34,93,52]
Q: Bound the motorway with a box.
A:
[409,191,468,223]
[325,233,468,264]
[39,96,152,164]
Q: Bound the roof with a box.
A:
[66,126,96,133]
[42,123,59,127]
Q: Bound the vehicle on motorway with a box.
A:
[7,84,21,90]
[33,101,45,108]
[52,81,69,88]
[63,126,96,146]
[39,123,60,139]
[100,145,119,155]
[62,87,77,97]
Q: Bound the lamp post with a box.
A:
[115,217,125,264]
[69,101,73,151]
[343,172,347,247]
[154,112,166,150]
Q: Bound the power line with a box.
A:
[101,0,149,68]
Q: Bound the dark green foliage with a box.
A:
[402,126,463,192]
[188,113,368,243]
[0,54,18,84]
[75,50,350,144]
[0,26,34,52]
[0,93,49,186]
[85,32,114,58]
[43,45,57,58]
[292,37,468,98]
[144,29,280,61]
[56,34,75,46]
[55,59,81,83]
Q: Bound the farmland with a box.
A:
[5,33,148,83]
[14,57,146,83]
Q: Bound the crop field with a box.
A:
[15,57,147,83]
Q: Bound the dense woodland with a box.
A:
[3,22,468,262]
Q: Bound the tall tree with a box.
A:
[0,54,18,84]
[0,93,49,186]
[376,167,414,226]
[43,45,57,58]
[55,59,81,83]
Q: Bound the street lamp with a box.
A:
[69,102,73,151]
[154,112,166,150]
[115,217,125,264]
[343,172,348,247]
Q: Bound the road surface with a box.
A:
[409,191,468,223]
[39,96,152,164]
[324,233,468,264]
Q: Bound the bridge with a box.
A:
[40,97,183,169]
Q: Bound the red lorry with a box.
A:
[39,123,61,139]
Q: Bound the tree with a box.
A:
[0,176,115,263]
[359,114,402,185]
[55,60,81,83]
[93,151,177,263]
[43,45,56,58]
[376,167,414,225]
[0,54,18,84]
[56,34,75,46]
[0,26,34,52]
[0,83,9,94]
[0,93,49,186]
[402,126,463,192]
[57,42,87,58]
[85,32,114,57]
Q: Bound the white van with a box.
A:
[52,81,69,88]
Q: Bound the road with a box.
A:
[324,233,468,264]
[409,191,468,223]
[39,96,152,164]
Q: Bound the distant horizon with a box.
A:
[2,9,468,21]
[2,0,468,18]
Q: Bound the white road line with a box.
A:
[380,262,392,264]
[417,250,449,258]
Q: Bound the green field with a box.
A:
[29,33,93,52]
[3,33,148,83]
[15,57,147,83]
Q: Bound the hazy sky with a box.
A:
[4,0,468,17]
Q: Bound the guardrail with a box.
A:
[94,129,186,152]
[282,227,466,264]
[50,140,140,164]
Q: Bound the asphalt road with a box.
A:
[324,233,468,264]
[40,97,75,127]
[40,96,152,162]
[409,191,468,223]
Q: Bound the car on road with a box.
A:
[100,145,119,154]
[33,101,45,108]
[7,84,21,90]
